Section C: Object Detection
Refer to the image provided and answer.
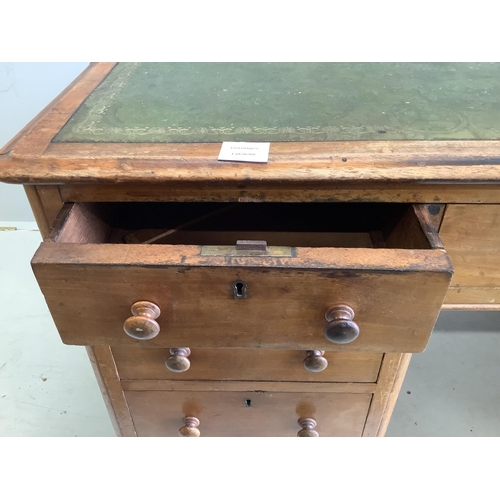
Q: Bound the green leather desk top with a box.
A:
[54,62,500,143]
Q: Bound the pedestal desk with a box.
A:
[1,62,499,437]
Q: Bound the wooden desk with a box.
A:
[1,62,499,436]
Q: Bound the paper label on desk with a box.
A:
[218,142,270,163]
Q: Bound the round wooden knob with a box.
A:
[297,417,319,437]
[303,350,328,372]
[324,305,359,344]
[123,301,161,340]
[179,416,201,437]
[166,348,191,372]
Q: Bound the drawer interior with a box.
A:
[34,200,451,351]
[50,202,439,250]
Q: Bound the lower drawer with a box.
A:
[113,347,382,383]
[125,390,372,437]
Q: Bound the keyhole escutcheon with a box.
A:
[233,280,248,299]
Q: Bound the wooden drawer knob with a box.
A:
[179,416,201,437]
[324,305,359,344]
[303,350,328,372]
[297,417,319,437]
[123,301,161,340]
[166,348,191,372]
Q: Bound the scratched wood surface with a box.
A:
[363,353,412,436]
[32,251,451,353]
[0,65,499,188]
[125,389,372,437]
[2,141,500,185]
[58,182,500,204]
[9,63,498,438]
[86,346,136,436]
[112,347,383,383]
[31,201,452,352]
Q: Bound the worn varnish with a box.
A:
[30,202,452,353]
[4,62,498,437]
[440,204,500,305]
[125,389,372,437]
[0,63,500,189]
[31,202,452,352]
[59,182,500,204]
[112,347,383,383]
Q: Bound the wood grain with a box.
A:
[7,61,495,439]
[35,240,453,272]
[111,347,383,383]
[423,204,446,233]
[24,186,51,238]
[384,205,433,249]
[51,202,112,243]
[31,201,453,352]
[441,302,500,311]
[4,141,500,185]
[86,346,136,437]
[376,353,412,437]
[125,390,372,436]
[121,380,377,393]
[32,250,451,352]
[440,204,500,304]
[36,186,64,231]
[362,353,411,437]
[58,182,500,204]
[444,287,500,305]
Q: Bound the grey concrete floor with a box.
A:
[0,224,498,436]
[0,223,115,436]
[386,312,500,437]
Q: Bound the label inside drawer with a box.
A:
[201,245,292,257]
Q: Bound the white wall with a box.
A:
[0,63,90,221]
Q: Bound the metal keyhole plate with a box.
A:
[233,280,248,299]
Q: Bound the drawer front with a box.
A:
[33,261,450,352]
[125,390,372,437]
[32,203,453,352]
[112,347,383,383]
[440,204,500,305]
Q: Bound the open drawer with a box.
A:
[32,202,453,352]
